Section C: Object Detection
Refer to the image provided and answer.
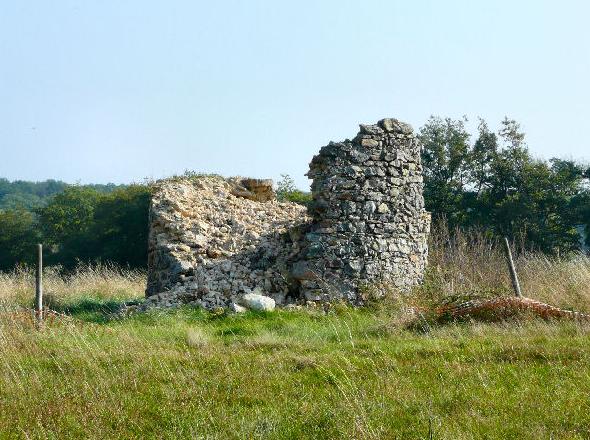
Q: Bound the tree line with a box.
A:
[0,185,150,271]
[418,116,589,254]
[0,178,122,211]
[0,115,589,272]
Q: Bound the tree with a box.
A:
[90,185,151,268]
[0,178,69,211]
[36,185,152,268]
[487,158,583,252]
[37,187,102,267]
[418,116,472,226]
[471,118,498,195]
[0,209,38,270]
[419,115,590,254]
[570,169,590,249]
[275,174,312,206]
[499,117,526,150]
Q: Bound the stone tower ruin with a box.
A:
[145,118,430,309]
[292,118,431,302]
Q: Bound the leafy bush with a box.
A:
[275,174,312,206]
[0,209,38,271]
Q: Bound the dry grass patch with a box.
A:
[186,327,211,349]
[0,240,590,438]
[0,263,145,308]
[413,224,590,313]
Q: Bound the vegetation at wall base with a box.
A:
[2,231,590,439]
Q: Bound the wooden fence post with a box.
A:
[35,243,43,324]
[503,237,522,298]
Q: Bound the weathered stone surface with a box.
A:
[144,117,430,310]
[239,292,276,312]
[230,302,248,313]
[145,175,309,310]
[230,178,275,202]
[297,118,431,303]
[291,260,317,280]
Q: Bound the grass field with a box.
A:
[1,234,590,439]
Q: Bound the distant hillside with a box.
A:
[0,178,123,211]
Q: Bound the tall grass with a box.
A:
[415,222,590,311]
[1,227,588,314]
[1,236,590,438]
[0,263,145,312]
[1,301,590,438]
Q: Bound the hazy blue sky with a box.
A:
[1,1,589,189]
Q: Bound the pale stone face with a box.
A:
[145,176,310,310]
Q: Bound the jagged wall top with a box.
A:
[145,118,430,309]
[293,118,431,302]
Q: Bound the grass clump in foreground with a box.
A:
[2,306,590,438]
[1,233,590,439]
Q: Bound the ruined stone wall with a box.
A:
[292,118,430,303]
[145,117,430,309]
[145,176,308,309]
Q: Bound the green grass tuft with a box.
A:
[1,231,590,438]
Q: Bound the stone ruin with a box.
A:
[145,118,431,309]
[145,177,309,309]
[294,118,431,302]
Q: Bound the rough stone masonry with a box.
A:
[145,118,430,309]
[292,118,431,303]
[145,176,309,309]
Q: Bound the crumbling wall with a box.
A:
[145,118,430,309]
[292,118,430,302]
[145,176,309,309]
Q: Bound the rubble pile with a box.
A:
[145,176,309,309]
[145,118,431,310]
